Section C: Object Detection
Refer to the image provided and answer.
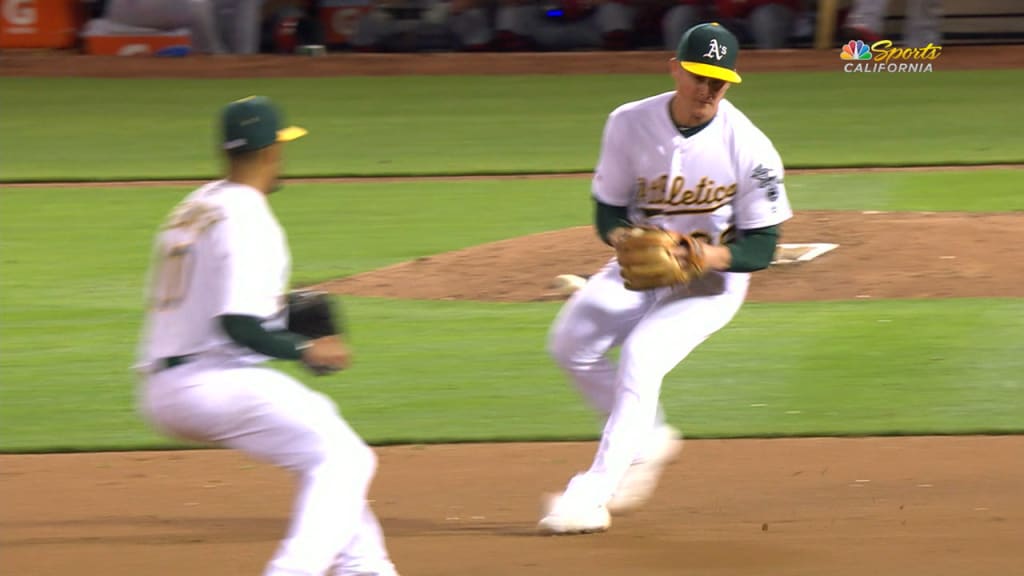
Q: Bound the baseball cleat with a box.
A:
[607,425,683,514]
[537,492,612,535]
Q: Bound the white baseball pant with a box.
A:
[548,260,747,506]
[140,360,396,576]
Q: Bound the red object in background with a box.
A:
[273,15,300,53]
[715,0,800,19]
[0,0,83,48]
[559,0,586,20]
[319,1,373,46]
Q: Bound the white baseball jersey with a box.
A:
[593,92,793,252]
[136,180,290,371]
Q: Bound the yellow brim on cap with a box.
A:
[681,61,742,84]
[276,126,308,143]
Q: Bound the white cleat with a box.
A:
[537,492,612,535]
[607,425,683,514]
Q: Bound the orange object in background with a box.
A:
[83,32,191,56]
[0,0,82,48]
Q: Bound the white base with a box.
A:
[772,242,840,265]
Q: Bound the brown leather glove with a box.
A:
[615,227,707,291]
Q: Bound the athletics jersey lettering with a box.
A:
[637,174,738,215]
[592,92,793,244]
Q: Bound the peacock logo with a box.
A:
[840,40,872,60]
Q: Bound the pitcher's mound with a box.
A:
[314,211,1024,302]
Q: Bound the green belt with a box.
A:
[157,354,197,372]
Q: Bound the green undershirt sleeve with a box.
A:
[594,199,631,245]
[219,314,308,360]
[727,225,780,272]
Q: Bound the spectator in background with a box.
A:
[101,0,228,53]
[842,0,943,47]
[218,0,269,54]
[448,0,496,50]
[101,0,270,54]
[660,1,712,50]
[715,0,799,49]
[261,0,326,53]
[350,0,493,52]
[495,0,636,51]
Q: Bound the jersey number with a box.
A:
[151,244,194,311]
[149,200,224,311]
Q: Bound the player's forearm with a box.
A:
[721,225,779,272]
[594,199,632,246]
[219,314,309,360]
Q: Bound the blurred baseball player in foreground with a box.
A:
[136,96,399,575]
[539,22,793,534]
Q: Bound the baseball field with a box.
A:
[1,47,1023,575]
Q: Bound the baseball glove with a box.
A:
[287,289,343,376]
[615,227,707,291]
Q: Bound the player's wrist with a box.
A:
[607,226,632,246]
[705,244,732,270]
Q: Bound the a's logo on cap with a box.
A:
[703,38,727,61]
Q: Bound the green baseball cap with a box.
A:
[221,95,307,153]
[676,22,742,84]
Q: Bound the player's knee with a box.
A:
[321,430,376,478]
[351,443,378,481]
[547,329,575,369]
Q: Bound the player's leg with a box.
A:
[902,0,942,47]
[543,286,747,532]
[494,2,537,50]
[746,2,795,49]
[224,0,263,54]
[662,4,702,50]
[350,8,398,51]
[843,0,890,41]
[447,3,493,50]
[141,365,396,576]
[185,0,227,54]
[548,260,651,420]
[104,0,188,28]
[595,1,635,49]
[330,506,394,576]
[542,261,674,532]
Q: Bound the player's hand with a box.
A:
[302,335,352,372]
[607,226,634,248]
[685,243,731,271]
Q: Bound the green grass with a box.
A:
[2,70,1022,181]
[789,168,1024,212]
[1,170,1021,451]
[1,297,1022,452]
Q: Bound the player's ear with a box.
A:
[669,58,685,82]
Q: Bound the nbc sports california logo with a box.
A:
[840,39,942,73]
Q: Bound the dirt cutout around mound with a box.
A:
[316,211,1024,302]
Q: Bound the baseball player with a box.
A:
[103,0,267,54]
[843,0,943,47]
[538,22,793,534]
[135,96,400,576]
